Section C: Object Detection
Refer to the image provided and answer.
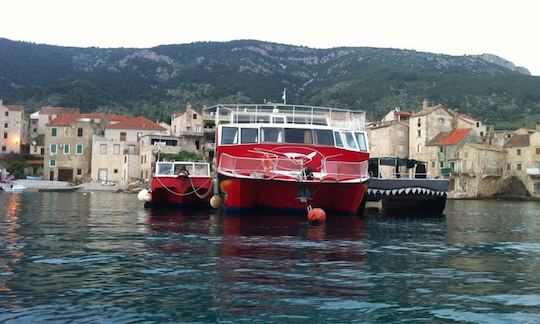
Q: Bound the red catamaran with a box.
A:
[211,103,370,215]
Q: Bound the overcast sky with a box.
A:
[2,0,539,75]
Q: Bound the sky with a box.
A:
[2,0,539,75]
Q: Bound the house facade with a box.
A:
[408,104,455,168]
[0,101,28,154]
[90,117,167,183]
[171,104,204,152]
[367,121,409,158]
[43,114,127,182]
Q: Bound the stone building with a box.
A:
[451,143,506,197]
[91,117,167,183]
[425,128,480,177]
[170,104,204,152]
[408,104,455,168]
[29,106,79,156]
[139,134,184,180]
[0,101,28,154]
[367,121,409,158]
[43,113,127,181]
[503,127,540,196]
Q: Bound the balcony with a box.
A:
[527,168,540,177]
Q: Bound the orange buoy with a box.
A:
[307,207,326,224]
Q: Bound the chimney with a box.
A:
[186,102,192,111]
[422,98,429,109]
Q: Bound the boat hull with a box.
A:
[367,178,449,216]
[149,175,212,207]
[219,175,368,215]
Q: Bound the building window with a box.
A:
[100,144,107,154]
[50,144,57,154]
[476,122,480,127]
[77,128,83,137]
[416,144,421,153]
[3,133,7,139]
[417,130,421,138]
[120,132,126,141]
[438,117,445,124]
[193,113,197,119]
[535,182,540,194]
[124,156,127,163]
[417,118,421,127]
[517,163,522,171]
[517,149,521,155]
[77,168,82,176]
[4,123,8,128]
[50,159,56,167]
[431,161,435,168]
[4,111,8,116]
[51,127,57,137]
[440,161,444,168]
[64,144,70,154]
[439,146,444,153]
[1,146,6,152]
[113,144,120,155]
[536,148,540,155]
[114,169,119,174]
[507,163,511,171]
[76,144,83,155]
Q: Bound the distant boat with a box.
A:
[2,183,27,192]
[38,186,80,192]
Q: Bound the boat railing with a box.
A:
[218,153,305,179]
[322,160,369,182]
[205,104,366,130]
[373,171,432,179]
[155,162,210,177]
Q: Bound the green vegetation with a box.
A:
[156,151,203,162]
[1,38,539,128]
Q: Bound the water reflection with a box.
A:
[1,193,540,322]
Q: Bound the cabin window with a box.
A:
[343,132,358,150]
[355,132,368,151]
[261,128,283,143]
[284,128,312,144]
[241,128,258,144]
[334,131,344,148]
[221,127,238,145]
[314,129,334,146]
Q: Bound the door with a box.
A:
[58,168,73,182]
[98,169,108,181]
[49,171,54,181]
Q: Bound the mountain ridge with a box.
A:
[1,37,539,128]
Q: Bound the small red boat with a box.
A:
[212,103,370,215]
[140,161,213,208]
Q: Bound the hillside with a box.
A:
[1,38,539,128]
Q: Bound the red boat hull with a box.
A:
[150,175,212,207]
[219,175,368,215]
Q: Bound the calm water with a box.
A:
[1,192,540,323]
